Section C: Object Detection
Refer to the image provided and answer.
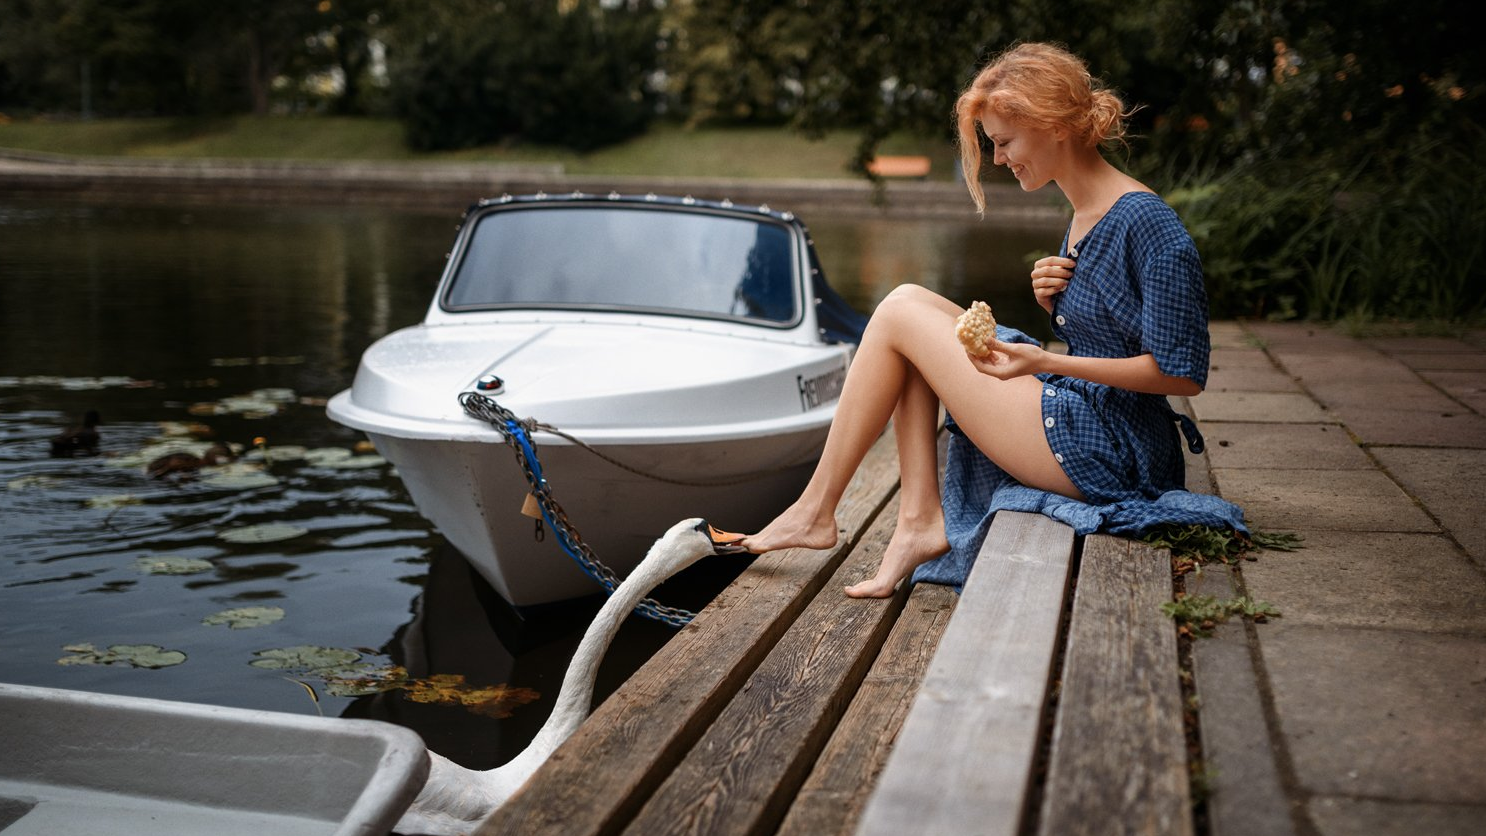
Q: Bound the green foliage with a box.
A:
[1161,594,1282,638]
[387,0,660,152]
[1161,131,1486,322]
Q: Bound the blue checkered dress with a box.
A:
[914,192,1246,590]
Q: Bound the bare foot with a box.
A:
[740,502,838,554]
[844,522,949,598]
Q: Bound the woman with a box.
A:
[742,42,1227,596]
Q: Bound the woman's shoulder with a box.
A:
[1110,191,1194,251]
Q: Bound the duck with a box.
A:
[146,443,236,479]
[49,410,101,457]
[393,518,746,836]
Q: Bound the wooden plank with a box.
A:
[621,494,911,836]
[1036,535,1193,836]
[777,581,958,836]
[478,427,904,836]
[855,511,1077,836]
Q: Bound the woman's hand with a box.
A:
[968,340,1046,380]
[1030,255,1075,314]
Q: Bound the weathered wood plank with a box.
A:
[477,428,904,836]
[856,511,1077,836]
[621,494,911,836]
[1036,535,1193,836]
[777,581,958,836]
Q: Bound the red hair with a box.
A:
[955,43,1129,213]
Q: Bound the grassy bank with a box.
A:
[0,114,960,181]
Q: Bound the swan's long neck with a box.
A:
[524,541,688,756]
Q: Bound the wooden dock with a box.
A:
[478,427,1192,836]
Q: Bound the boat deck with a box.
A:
[475,423,1193,836]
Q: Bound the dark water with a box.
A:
[0,198,1057,770]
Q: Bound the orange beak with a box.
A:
[707,525,748,555]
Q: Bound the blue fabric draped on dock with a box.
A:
[911,328,1248,592]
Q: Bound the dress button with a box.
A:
[1068,246,1078,258]
[1044,417,1055,428]
[1054,453,1064,463]
[1055,315,1066,326]
[1044,388,1056,397]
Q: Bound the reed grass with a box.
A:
[1160,138,1486,325]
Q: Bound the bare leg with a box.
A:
[843,362,949,597]
[742,285,1079,572]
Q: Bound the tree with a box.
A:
[386,0,660,152]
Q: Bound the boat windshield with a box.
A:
[442,205,799,324]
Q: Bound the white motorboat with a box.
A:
[328,193,865,609]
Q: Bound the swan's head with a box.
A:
[649,518,747,572]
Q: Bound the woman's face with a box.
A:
[981,112,1061,192]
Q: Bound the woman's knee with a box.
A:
[874,284,952,323]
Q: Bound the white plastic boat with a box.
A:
[328,193,864,608]
[0,682,427,836]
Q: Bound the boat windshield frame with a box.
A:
[438,201,806,330]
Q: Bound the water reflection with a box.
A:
[0,196,1060,767]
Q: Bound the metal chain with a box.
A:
[459,392,697,627]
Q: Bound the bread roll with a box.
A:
[955,301,999,357]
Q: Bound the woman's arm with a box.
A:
[969,341,1202,397]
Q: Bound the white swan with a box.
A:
[394,518,745,836]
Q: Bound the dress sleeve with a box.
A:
[1137,218,1210,387]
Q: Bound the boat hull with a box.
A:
[368,425,824,607]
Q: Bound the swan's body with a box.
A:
[395,518,743,836]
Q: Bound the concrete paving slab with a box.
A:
[1204,423,1369,470]
[1239,530,1486,633]
[1394,352,1486,372]
[1370,447,1486,564]
[1418,369,1486,413]
[1211,346,1280,368]
[1370,336,1476,355]
[1188,565,1297,836]
[1191,392,1335,424]
[1335,408,1486,449]
[1274,353,1418,386]
[1302,380,1460,413]
[1206,365,1303,393]
[1245,322,1360,354]
[1209,320,1259,349]
[1259,624,1486,804]
[1307,796,1486,836]
[1212,468,1437,533]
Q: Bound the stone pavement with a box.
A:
[1182,321,1486,836]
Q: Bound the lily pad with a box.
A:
[201,464,279,490]
[250,388,297,403]
[136,556,214,575]
[110,438,215,469]
[218,523,307,544]
[250,645,362,672]
[58,642,187,669]
[203,606,285,629]
[320,455,388,470]
[86,493,141,509]
[8,474,60,491]
[321,664,410,697]
[302,447,353,466]
[241,444,307,464]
